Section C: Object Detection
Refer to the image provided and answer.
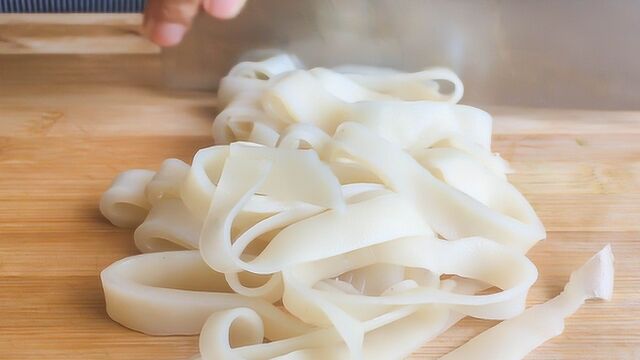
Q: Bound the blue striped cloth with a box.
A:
[0,0,145,12]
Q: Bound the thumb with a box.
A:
[144,0,202,47]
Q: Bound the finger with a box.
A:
[143,0,202,47]
[202,0,247,19]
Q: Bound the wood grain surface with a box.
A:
[1,15,639,360]
[0,14,159,54]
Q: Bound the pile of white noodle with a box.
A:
[100,54,614,360]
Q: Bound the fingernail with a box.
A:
[150,22,187,47]
[204,0,246,19]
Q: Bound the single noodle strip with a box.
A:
[441,245,614,360]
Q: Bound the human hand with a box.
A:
[143,0,247,47]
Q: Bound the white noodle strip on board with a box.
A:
[101,250,314,338]
[215,58,472,149]
[97,53,614,360]
[191,279,483,360]
[133,197,201,252]
[335,66,464,103]
[441,245,614,360]
[100,169,154,228]
[330,122,545,253]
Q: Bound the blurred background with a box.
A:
[2,0,640,110]
[0,0,144,12]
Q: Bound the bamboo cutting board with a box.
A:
[0,15,639,360]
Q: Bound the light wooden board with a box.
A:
[1,26,639,360]
[0,14,159,54]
